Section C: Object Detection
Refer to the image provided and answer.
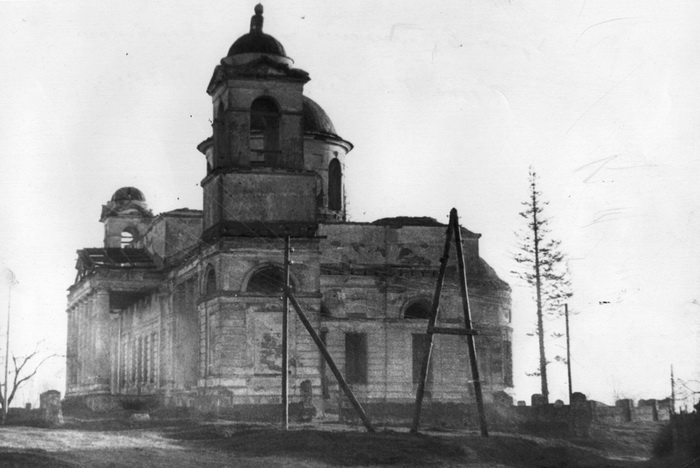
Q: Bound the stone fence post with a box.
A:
[569,392,591,437]
[40,390,64,426]
[615,399,633,422]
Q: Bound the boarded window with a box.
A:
[250,97,281,166]
[345,333,367,384]
[328,159,342,211]
[412,334,434,384]
[405,300,431,319]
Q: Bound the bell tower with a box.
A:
[199,5,353,239]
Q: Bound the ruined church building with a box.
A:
[66,6,513,419]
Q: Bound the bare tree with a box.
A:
[512,167,572,403]
[0,346,56,423]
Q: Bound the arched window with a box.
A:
[404,300,432,319]
[213,102,228,170]
[328,158,342,211]
[205,267,217,296]
[250,97,281,167]
[120,227,138,249]
[247,266,293,295]
[120,231,134,248]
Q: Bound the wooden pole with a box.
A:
[565,303,572,404]
[671,365,675,415]
[452,208,488,437]
[411,217,454,433]
[3,278,11,424]
[287,291,375,432]
[282,236,290,429]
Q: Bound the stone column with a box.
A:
[109,312,120,394]
[65,306,76,393]
[77,299,85,386]
[93,289,111,390]
[86,293,96,384]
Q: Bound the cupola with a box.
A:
[101,187,154,248]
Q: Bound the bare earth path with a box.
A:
[0,419,691,467]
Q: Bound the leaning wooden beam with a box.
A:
[411,217,454,434]
[452,208,489,438]
[287,291,376,433]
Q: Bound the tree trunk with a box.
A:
[532,183,549,403]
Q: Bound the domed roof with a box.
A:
[228,33,286,57]
[302,96,337,136]
[227,4,288,58]
[111,187,145,203]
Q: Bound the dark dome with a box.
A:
[111,187,145,203]
[227,4,287,58]
[228,32,287,57]
[303,96,337,136]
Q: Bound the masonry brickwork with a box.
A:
[66,6,512,421]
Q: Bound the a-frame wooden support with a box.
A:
[411,208,489,437]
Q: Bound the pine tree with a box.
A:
[513,167,572,403]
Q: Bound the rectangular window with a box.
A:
[345,333,367,384]
[412,334,434,384]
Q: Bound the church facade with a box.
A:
[66,6,512,420]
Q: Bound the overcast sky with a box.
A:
[1,0,699,407]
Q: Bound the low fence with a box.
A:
[352,393,673,434]
[59,388,675,436]
[5,390,63,426]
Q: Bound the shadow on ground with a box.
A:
[0,419,695,467]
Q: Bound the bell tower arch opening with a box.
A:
[212,102,229,172]
[120,226,139,249]
[250,97,281,167]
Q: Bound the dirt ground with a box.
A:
[0,418,694,468]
